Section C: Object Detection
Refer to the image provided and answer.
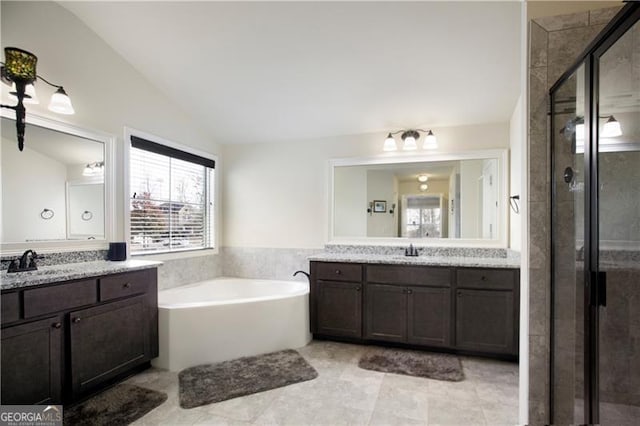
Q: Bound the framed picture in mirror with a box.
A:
[373,200,387,213]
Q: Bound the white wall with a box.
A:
[510,96,523,250]
[1,137,67,242]
[2,1,221,280]
[1,1,219,249]
[333,166,367,237]
[223,122,510,248]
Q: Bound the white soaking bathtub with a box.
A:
[152,277,311,371]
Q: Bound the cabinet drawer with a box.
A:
[24,280,97,318]
[367,265,450,287]
[315,262,362,282]
[456,268,516,290]
[100,270,149,302]
[1,292,20,324]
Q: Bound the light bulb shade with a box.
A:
[419,183,428,191]
[383,133,397,151]
[423,130,438,149]
[602,116,622,137]
[4,47,37,83]
[417,175,428,183]
[401,130,419,151]
[48,87,74,115]
[83,164,95,176]
[9,82,39,104]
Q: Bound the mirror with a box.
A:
[1,112,114,252]
[330,150,508,246]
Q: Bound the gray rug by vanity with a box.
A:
[63,384,167,426]
[358,348,464,381]
[179,349,318,409]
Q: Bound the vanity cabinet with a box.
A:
[310,262,363,338]
[310,261,519,358]
[1,315,63,405]
[0,267,158,405]
[455,268,518,355]
[365,265,451,347]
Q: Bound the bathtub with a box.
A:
[152,277,311,371]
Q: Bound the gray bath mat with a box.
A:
[179,349,318,409]
[63,384,167,426]
[358,348,464,381]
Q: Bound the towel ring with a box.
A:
[40,209,54,220]
[81,210,93,221]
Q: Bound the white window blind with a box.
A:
[129,136,214,254]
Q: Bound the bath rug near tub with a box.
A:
[358,348,464,382]
[178,349,318,408]
[63,384,167,426]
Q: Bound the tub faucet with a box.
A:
[293,270,310,281]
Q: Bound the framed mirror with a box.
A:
[1,111,115,254]
[329,149,508,247]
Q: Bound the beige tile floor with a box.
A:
[128,341,519,426]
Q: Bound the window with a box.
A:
[401,195,442,238]
[128,135,215,255]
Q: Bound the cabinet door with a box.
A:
[407,286,451,347]
[365,284,406,342]
[455,289,515,354]
[69,296,149,398]
[316,280,362,338]
[1,316,62,404]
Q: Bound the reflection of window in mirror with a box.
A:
[401,195,444,238]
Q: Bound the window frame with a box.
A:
[124,127,219,259]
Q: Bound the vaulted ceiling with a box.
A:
[61,1,522,144]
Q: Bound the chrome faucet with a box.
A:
[6,249,42,273]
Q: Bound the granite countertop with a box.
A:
[308,253,521,269]
[0,259,163,291]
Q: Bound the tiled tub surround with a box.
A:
[0,259,162,290]
[527,6,622,424]
[222,247,324,280]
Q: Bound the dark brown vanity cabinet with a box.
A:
[455,268,518,355]
[310,261,519,358]
[0,268,158,405]
[365,265,451,347]
[1,315,63,405]
[310,262,363,338]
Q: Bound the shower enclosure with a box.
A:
[551,4,640,425]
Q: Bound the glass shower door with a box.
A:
[551,64,587,425]
[595,19,640,425]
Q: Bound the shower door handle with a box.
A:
[598,271,606,307]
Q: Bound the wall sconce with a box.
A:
[389,203,396,215]
[1,47,75,151]
[83,161,104,177]
[367,201,373,216]
[383,129,438,152]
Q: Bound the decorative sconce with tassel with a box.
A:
[1,47,75,151]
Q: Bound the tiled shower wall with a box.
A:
[527,6,621,424]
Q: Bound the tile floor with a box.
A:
[127,341,519,425]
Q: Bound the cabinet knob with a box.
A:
[72,317,81,323]
[123,282,131,289]
[481,276,487,281]
[457,290,462,296]
[355,286,361,291]
[52,322,62,329]
[335,270,341,275]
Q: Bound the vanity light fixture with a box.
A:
[83,161,104,177]
[601,115,622,138]
[562,115,622,141]
[0,47,75,151]
[383,129,438,152]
